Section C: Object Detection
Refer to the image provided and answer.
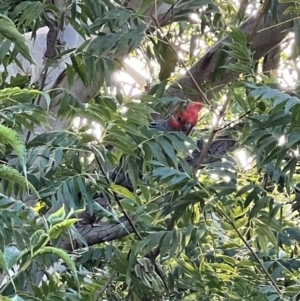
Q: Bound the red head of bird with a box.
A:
[168,102,203,134]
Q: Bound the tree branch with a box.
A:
[166,3,293,100]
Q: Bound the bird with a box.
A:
[150,102,203,135]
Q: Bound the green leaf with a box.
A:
[236,184,257,197]
[0,249,7,272]
[287,132,300,148]
[160,230,174,257]
[0,124,26,172]
[285,96,300,113]
[32,246,80,291]
[157,136,177,166]
[146,141,167,164]
[138,231,167,253]
[233,217,248,229]
[291,103,300,128]
[233,92,248,112]
[156,35,177,81]
[0,165,39,198]
[48,205,66,224]
[4,244,21,270]
[48,218,80,239]
[0,14,32,63]
[136,0,152,15]
[115,120,147,138]
[222,63,252,74]
[249,197,270,219]
[110,184,136,201]
[227,26,248,44]
[257,231,269,254]
[257,225,277,248]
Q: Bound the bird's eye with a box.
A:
[177,116,182,122]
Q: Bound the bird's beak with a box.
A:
[182,123,193,135]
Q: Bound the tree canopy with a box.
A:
[0,0,300,300]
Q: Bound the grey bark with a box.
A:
[57,216,133,251]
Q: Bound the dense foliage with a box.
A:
[0,0,300,301]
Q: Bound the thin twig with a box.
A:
[215,110,251,133]
[249,0,271,42]
[91,146,143,241]
[94,270,117,301]
[194,92,232,170]
[157,0,175,24]
[216,207,282,297]
[151,16,214,110]
[257,16,300,34]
